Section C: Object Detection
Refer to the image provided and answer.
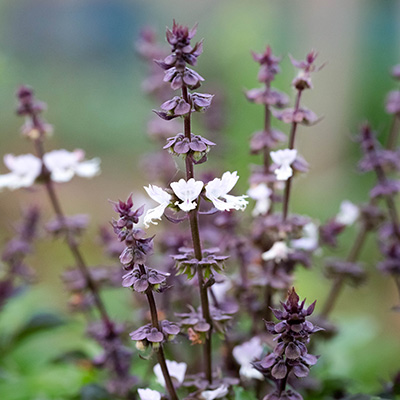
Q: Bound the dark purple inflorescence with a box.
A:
[253,288,321,400]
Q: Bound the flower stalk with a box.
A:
[18,87,127,382]
[138,264,179,400]
[282,89,303,222]
[181,83,213,385]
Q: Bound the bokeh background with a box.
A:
[1,0,400,398]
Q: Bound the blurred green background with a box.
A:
[1,0,400,398]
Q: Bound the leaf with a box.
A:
[80,384,111,400]
[233,386,257,400]
[12,312,65,344]
[342,396,385,400]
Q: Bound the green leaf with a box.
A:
[12,313,65,344]
[233,386,257,400]
[342,396,385,400]
[80,384,111,400]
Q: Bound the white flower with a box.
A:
[233,337,264,380]
[0,153,42,191]
[210,279,232,303]
[143,185,172,228]
[291,222,319,251]
[43,149,100,182]
[170,178,203,212]
[201,385,229,400]
[205,171,248,211]
[153,360,187,388]
[262,241,293,262]
[138,388,161,400]
[270,149,297,181]
[247,183,272,216]
[336,200,359,226]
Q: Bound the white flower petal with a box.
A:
[43,149,100,182]
[138,389,161,400]
[0,154,42,191]
[291,222,319,251]
[0,173,16,191]
[205,171,248,212]
[270,149,297,165]
[224,194,248,211]
[50,169,75,183]
[74,158,101,178]
[143,204,168,228]
[219,171,239,194]
[239,365,264,381]
[271,149,297,181]
[336,200,359,226]
[170,178,203,212]
[274,164,293,181]
[154,360,187,388]
[247,183,272,216]
[144,184,172,205]
[143,184,172,228]
[201,385,229,400]
[210,279,232,303]
[233,337,263,365]
[262,241,292,262]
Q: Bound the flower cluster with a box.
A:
[164,133,215,163]
[0,206,40,310]
[143,171,248,228]
[0,150,100,191]
[130,320,180,350]
[122,266,169,292]
[253,288,321,400]
[173,246,229,280]
[111,195,154,269]
[16,85,53,138]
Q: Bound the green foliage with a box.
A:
[233,386,257,400]
[0,297,101,400]
[78,384,112,400]
[10,312,65,345]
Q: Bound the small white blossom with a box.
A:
[0,153,42,191]
[233,337,264,380]
[143,185,172,228]
[170,178,203,212]
[291,222,319,251]
[43,149,100,182]
[262,241,293,262]
[247,183,272,216]
[138,388,161,400]
[154,360,187,388]
[205,171,248,211]
[270,149,297,181]
[201,385,229,400]
[336,200,359,226]
[210,279,232,304]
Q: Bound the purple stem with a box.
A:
[138,265,179,400]
[29,115,127,382]
[181,85,213,384]
[282,90,303,222]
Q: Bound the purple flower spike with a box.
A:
[253,288,320,399]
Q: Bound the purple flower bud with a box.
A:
[147,328,164,342]
[260,353,277,369]
[119,247,134,265]
[292,363,309,378]
[392,64,400,79]
[385,90,400,115]
[271,360,287,379]
[285,343,301,359]
[272,107,320,126]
